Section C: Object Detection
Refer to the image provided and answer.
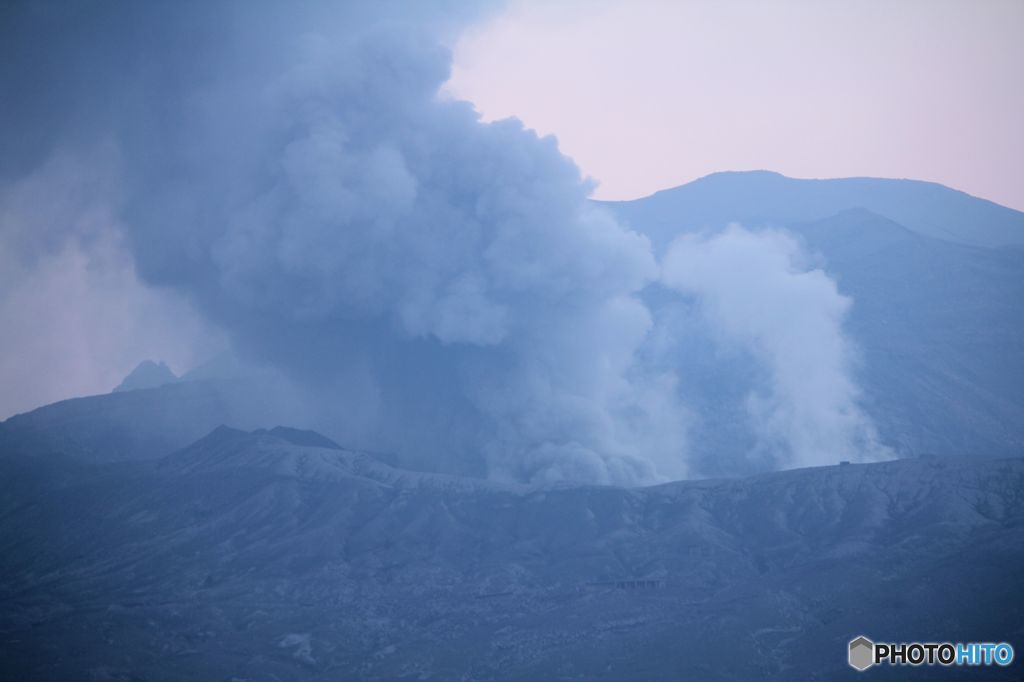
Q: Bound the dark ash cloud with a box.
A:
[0,0,886,481]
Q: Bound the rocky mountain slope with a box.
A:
[1,425,1021,680]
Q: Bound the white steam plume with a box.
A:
[662,225,889,468]
[0,1,889,482]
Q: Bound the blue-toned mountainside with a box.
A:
[112,360,178,393]
[0,380,256,463]
[1,425,1021,680]
[600,170,1024,249]
[600,172,1024,467]
[2,171,1023,679]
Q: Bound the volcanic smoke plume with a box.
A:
[0,1,884,481]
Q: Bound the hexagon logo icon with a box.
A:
[849,636,875,671]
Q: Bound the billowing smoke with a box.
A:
[662,226,889,468]
[0,1,887,481]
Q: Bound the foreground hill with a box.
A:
[1,426,1021,680]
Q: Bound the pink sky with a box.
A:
[446,0,1024,210]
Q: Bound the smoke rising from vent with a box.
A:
[662,226,889,468]
[0,1,887,481]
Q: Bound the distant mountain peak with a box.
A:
[600,170,1024,249]
[699,169,785,180]
[256,426,342,450]
[166,425,343,469]
[158,424,513,492]
[112,360,177,393]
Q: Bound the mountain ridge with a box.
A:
[598,170,1024,249]
[1,423,1021,679]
